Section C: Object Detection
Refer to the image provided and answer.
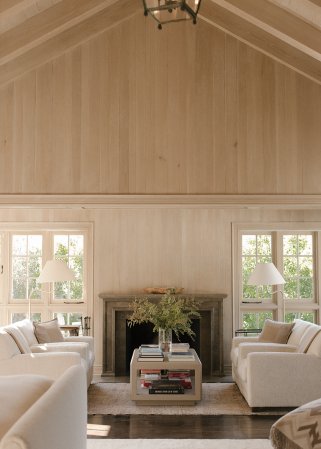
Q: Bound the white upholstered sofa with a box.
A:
[231,319,321,407]
[0,327,88,449]
[3,319,94,387]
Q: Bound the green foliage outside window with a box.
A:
[285,312,314,323]
[11,234,84,302]
[12,235,42,300]
[241,233,314,330]
[242,234,272,300]
[242,312,273,329]
[54,235,84,300]
[283,235,313,300]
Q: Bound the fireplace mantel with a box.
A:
[99,293,227,377]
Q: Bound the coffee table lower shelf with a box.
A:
[130,348,202,405]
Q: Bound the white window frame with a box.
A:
[232,222,321,333]
[0,222,93,328]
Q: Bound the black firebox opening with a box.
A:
[125,319,201,375]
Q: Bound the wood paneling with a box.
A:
[1,13,321,194]
[201,0,321,85]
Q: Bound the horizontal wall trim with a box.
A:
[1,194,321,209]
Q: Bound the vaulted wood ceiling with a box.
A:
[0,0,321,87]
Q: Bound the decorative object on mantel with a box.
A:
[143,287,184,294]
[142,0,202,30]
[127,291,200,352]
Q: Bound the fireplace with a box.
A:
[99,293,227,377]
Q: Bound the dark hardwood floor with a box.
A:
[88,375,281,439]
[87,414,280,439]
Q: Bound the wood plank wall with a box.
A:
[1,12,321,195]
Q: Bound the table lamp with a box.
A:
[248,262,286,320]
[28,260,75,319]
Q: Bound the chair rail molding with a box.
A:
[1,194,321,209]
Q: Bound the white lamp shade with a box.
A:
[248,263,285,286]
[37,260,75,283]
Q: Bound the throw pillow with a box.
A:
[258,319,294,344]
[34,318,64,343]
[270,397,321,449]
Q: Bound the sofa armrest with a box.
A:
[31,342,89,362]
[232,336,260,350]
[0,353,82,380]
[64,336,94,353]
[0,365,87,449]
[238,342,297,361]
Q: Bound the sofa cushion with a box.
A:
[34,318,64,344]
[231,347,239,368]
[306,331,321,357]
[258,320,294,344]
[14,319,38,346]
[0,331,21,360]
[287,319,312,346]
[270,396,321,449]
[0,374,53,439]
[4,326,31,354]
[297,323,321,353]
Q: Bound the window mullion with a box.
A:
[315,232,321,324]
[42,231,51,306]
[274,231,284,321]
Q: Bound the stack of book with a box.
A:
[140,368,162,388]
[149,380,184,395]
[167,351,195,361]
[167,369,193,389]
[168,344,195,361]
[138,345,164,362]
[170,343,190,353]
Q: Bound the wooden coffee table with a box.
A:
[130,348,202,405]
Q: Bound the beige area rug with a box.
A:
[88,382,256,415]
[87,439,273,449]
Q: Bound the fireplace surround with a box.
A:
[99,293,227,376]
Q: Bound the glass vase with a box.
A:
[158,328,172,353]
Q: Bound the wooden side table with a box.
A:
[130,348,202,405]
[59,325,80,336]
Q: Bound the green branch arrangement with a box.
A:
[127,291,201,339]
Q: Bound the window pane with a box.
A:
[54,312,83,325]
[257,235,272,256]
[12,257,27,299]
[283,257,298,278]
[28,236,42,256]
[242,235,256,255]
[283,235,297,256]
[12,312,41,323]
[69,236,83,256]
[298,235,313,256]
[284,279,298,299]
[299,257,313,276]
[283,234,314,301]
[285,312,314,323]
[11,235,43,301]
[28,256,41,278]
[242,312,273,329]
[242,234,272,301]
[54,235,68,255]
[12,236,27,256]
[299,278,313,299]
[53,235,84,301]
